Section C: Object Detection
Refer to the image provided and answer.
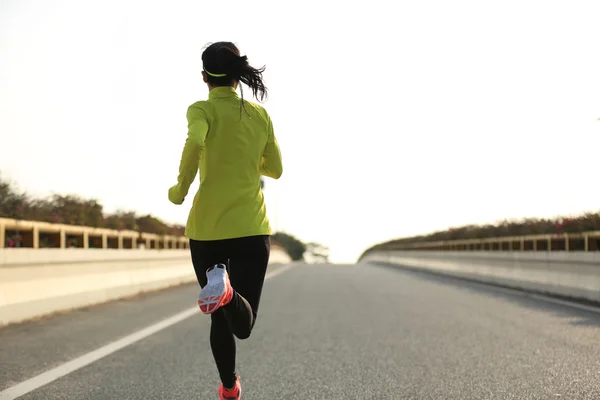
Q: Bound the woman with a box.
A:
[168,41,282,400]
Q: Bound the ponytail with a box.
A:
[234,55,268,102]
[217,47,267,102]
[202,42,268,118]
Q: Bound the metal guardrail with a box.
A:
[0,217,188,250]
[369,231,600,253]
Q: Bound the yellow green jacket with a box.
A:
[168,86,283,241]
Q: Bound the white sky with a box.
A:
[1,0,599,263]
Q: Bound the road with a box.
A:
[1,262,600,399]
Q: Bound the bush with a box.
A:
[272,232,306,261]
[0,173,185,235]
[0,172,306,255]
[362,210,600,255]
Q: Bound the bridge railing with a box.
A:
[0,217,188,250]
[370,231,600,254]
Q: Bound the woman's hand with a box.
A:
[168,185,185,205]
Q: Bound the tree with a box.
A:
[44,194,104,227]
[0,174,31,220]
[1,170,311,245]
[361,209,600,257]
[105,210,139,231]
[305,242,329,263]
[272,232,306,261]
[136,214,171,235]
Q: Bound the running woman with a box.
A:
[168,42,283,400]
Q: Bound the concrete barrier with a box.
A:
[0,247,292,326]
[361,251,600,304]
[0,248,191,267]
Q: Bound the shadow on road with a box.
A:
[368,261,600,329]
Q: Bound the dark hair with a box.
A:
[202,42,268,115]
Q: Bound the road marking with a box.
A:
[264,263,294,279]
[0,308,198,400]
[0,264,295,399]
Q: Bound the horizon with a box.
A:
[2,168,598,259]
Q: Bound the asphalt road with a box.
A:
[1,262,600,399]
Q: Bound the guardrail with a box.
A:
[0,217,188,250]
[361,250,600,304]
[0,216,293,325]
[364,230,600,256]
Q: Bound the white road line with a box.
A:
[264,263,294,279]
[0,264,295,400]
[0,308,198,400]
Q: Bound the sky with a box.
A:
[1,0,599,263]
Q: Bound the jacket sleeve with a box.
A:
[259,115,283,179]
[168,104,209,204]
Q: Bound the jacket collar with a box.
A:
[208,86,239,99]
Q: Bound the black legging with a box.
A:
[189,235,270,388]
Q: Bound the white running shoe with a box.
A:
[198,264,233,314]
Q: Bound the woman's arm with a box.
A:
[168,104,209,204]
[260,115,283,179]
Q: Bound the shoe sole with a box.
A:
[220,389,241,400]
[198,266,230,314]
[219,378,242,400]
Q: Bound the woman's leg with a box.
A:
[209,310,237,388]
[189,236,271,388]
[189,239,238,389]
[221,235,271,339]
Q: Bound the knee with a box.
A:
[234,314,258,340]
[234,328,252,340]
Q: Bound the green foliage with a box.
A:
[272,231,307,261]
[0,173,186,235]
[362,211,600,257]
[0,172,298,252]
[0,175,30,220]
[105,211,139,231]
